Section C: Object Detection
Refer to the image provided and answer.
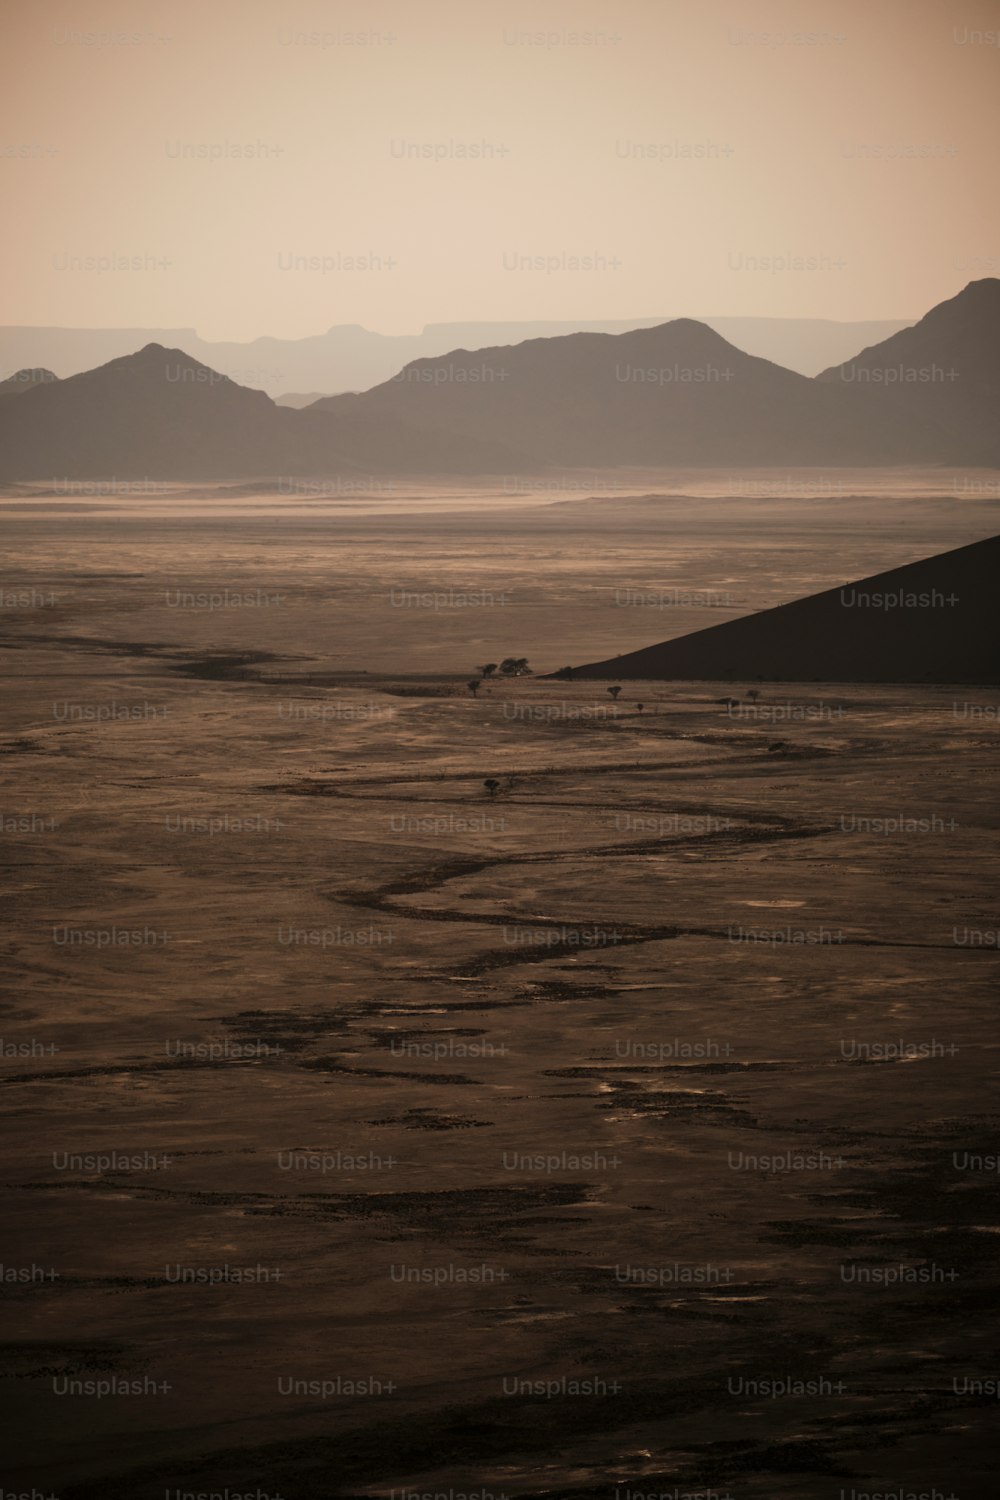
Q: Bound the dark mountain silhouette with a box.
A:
[0,345,284,479]
[0,344,527,480]
[817,279,1000,465]
[0,367,58,398]
[2,287,996,478]
[311,318,940,467]
[567,535,999,684]
[0,314,912,394]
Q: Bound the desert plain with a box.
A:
[1,472,999,1498]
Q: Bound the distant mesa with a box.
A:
[274,392,335,408]
[566,535,1000,685]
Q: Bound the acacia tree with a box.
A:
[467,679,480,696]
[608,685,622,700]
[478,663,498,678]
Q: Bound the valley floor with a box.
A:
[1,480,998,1497]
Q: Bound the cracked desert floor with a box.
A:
[2,475,999,1499]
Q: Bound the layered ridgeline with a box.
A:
[311,316,942,468]
[1,284,997,477]
[0,344,524,480]
[0,314,913,394]
[566,536,1000,685]
[817,279,1000,467]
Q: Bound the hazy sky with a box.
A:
[3,0,999,339]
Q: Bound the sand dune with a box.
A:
[568,535,1000,683]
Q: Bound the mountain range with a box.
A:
[0,315,913,397]
[311,317,947,469]
[567,535,1000,685]
[818,279,1000,466]
[0,344,522,480]
[0,282,996,480]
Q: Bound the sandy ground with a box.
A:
[1,478,998,1498]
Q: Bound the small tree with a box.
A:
[608,685,622,701]
[637,702,645,714]
[747,688,760,703]
[478,663,498,678]
[484,778,501,796]
[467,679,480,696]
[499,657,531,677]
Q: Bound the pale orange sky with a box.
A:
[2,0,999,339]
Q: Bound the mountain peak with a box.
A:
[816,280,1000,447]
[647,316,744,354]
[664,316,722,334]
[100,343,236,383]
[0,367,58,395]
[921,277,1000,324]
[957,277,1000,300]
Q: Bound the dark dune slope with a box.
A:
[568,535,1000,683]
